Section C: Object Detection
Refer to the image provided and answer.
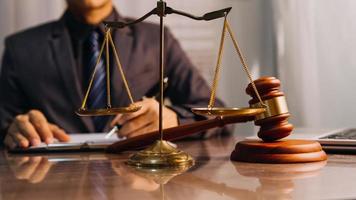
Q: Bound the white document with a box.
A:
[9,133,126,153]
[66,133,124,144]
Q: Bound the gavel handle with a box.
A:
[107,115,254,153]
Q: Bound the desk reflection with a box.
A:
[111,161,160,192]
[0,136,337,200]
[232,161,327,199]
[7,155,54,184]
[171,161,326,200]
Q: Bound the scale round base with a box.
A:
[126,140,194,168]
[191,107,266,117]
[76,104,142,116]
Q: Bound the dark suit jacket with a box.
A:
[0,12,226,141]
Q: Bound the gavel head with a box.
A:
[246,77,294,141]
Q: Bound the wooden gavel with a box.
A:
[108,76,294,153]
[107,114,254,153]
[246,76,293,141]
[231,77,326,163]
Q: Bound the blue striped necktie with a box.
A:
[84,30,108,132]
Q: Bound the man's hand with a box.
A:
[4,110,70,149]
[110,98,178,138]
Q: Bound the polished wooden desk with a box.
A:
[1,136,356,200]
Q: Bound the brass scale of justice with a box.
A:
[76,0,327,168]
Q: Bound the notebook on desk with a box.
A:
[247,128,356,152]
[8,133,125,154]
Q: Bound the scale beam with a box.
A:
[104,8,157,29]
[166,7,232,21]
[103,7,232,29]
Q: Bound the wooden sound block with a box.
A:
[230,139,327,163]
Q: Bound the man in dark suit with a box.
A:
[0,0,225,149]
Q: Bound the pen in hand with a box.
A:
[105,125,122,139]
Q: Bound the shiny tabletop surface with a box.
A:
[1,136,356,200]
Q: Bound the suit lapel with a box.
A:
[111,28,135,107]
[50,21,95,132]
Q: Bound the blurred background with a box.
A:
[1,0,355,137]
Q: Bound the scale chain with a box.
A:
[107,30,135,104]
[80,28,136,110]
[225,20,266,107]
[208,18,266,109]
[81,31,108,109]
[208,16,227,109]
[105,29,112,108]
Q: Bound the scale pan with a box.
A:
[76,104,141,116]
[191,107,266,117]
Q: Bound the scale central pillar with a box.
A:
[127,0,194,169]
